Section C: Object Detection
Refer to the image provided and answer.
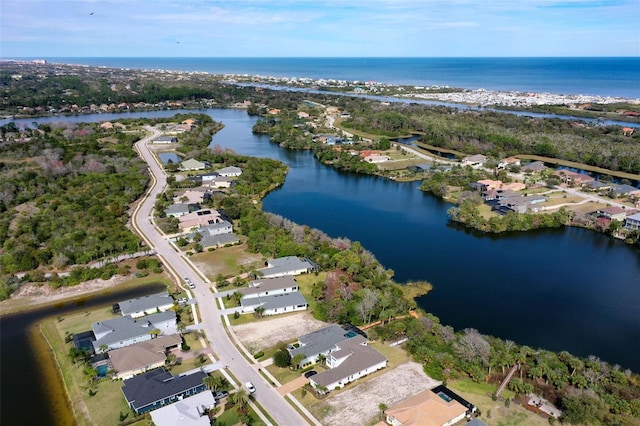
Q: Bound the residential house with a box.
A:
[288,324,356,366]
[553,170,595,186]
[596,206,628,222]
[521,161,548,174]
[190,220,239,249]
[109,334,182,379]
[408,163,433,173]
[182,118,198,126]
[259,256,316,278]
[461,154,488,167]
[240,291,308,316]
[215,166,242,177]
[309,335,387,393]
[117,292,175,318]
[364,154,391,163]
[584,180,612,191]
[153,136,178,144]
[121,368,207,414]
[497,157,521,169]
[149,390,215,426]
[178,209,224,232]
[173,190,206,204]
[624,212,640,230]
[239,276,299,299]
[383,388,468,426]
[204,176,231,189]
[180,159,208,171]
[200,172,220,182]
[610,184,640,198]
[165,203,192,218]
[92,311,176,353]
[495,194,547,214]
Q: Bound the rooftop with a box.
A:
[118,292,174,316]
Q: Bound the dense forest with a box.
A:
[0,122,148,275]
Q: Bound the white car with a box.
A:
[245,382,256,393]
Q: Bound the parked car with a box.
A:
[304,370,318,379]
[177,298,188,305]
[245,382,256,393]
[188,282,196,289]
[214,390,229,400]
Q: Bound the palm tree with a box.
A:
[233,389,249,408]
[378,403,388,420]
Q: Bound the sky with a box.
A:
[1,0,639,58]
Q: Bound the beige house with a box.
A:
[108,334,182,379]
[385,388,467,426]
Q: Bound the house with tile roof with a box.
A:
[383,388,468,426]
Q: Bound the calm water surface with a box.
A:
[0,283,166,426]
[3,109,640,376]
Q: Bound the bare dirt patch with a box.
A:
[232,312,329,351]
[317,362,441,426]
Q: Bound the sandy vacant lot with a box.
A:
[232,312,329,351]
[318,362,441,426]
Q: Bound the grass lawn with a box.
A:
[216,403,266,426]
[540,195,585,207]
[448,379,548,426]
[41,317,140,426]
[57,305,118,335]
[294,271,325,314]
[369,341,411,369]
[377,158,424,171]
[190,243,264,280]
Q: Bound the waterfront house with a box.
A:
[216,166,242,177]
[309,335,387,394]
[259,256,317,278]
[92,311,176,353]
[116,292,175,318]
[461,154,488,167]
[121,368,207,414]
[149,390,215,426]
[383,388,468,426]
[497,157,521,169]
[109,334,182,380]
[552,170,595,186]
[624,212,640,230]
[596,206,628,222]
[521,161,548,174]
[610,184,640,198]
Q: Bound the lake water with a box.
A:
[3,108,640,377]
[0,283,167,426]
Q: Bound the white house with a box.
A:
[92,311,176,353]
[240,276,299,300]
[240,291,308,316]
[288,324,355,367]
[117,292,175,318]
[153,136,178,144]
[181,159,208,171]
[216,166,242,177]
[259,256,316,278]
[309,335,387,393]
[462,154,488,167]
[149,391,215,426]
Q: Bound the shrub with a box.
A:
[253,351,264,359]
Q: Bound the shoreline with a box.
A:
[2,58,639,109]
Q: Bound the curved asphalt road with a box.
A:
[132,127,308,426]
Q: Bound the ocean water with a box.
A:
[32,57,640,99]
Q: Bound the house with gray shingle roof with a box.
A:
[309,335,387,393]
[216,166,242,177]
[288,324,353,366]
[259,256,316,278]
[121,368,206,414]
[117,292,175,318]
[92,311,176,353]
[240,291,308,316]
[240,276,298,299]
[165,203,191,218]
